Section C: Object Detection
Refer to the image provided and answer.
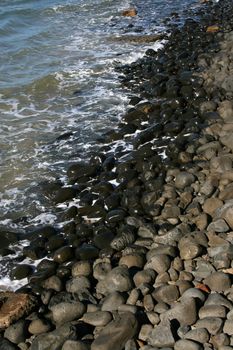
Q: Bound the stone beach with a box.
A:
[1,0,233,349]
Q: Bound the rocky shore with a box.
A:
[1,0,233,349]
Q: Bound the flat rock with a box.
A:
[91,312,138,350]
[4,319,27,344]
[184,328,209,343]
[195,317,223,335]
[147,320,175,348]
[0,292,36,329]
[204,272,231,292]
[161,297,197,326]
[199,305,226,319]
[174,339,203,350]
[223,319,233,335]
[0,338,18,350]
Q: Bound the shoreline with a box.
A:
[1,0,233,349]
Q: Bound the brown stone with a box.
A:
[0,292,36,329]
[122,8,137,16]
[202,198,223,217]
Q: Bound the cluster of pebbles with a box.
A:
[1,0,233,349]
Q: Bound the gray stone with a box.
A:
[220,134,233,152]
[42,275,63,292]
[82,311,112,326]
[72,261,92,277]
[152,285,179,304]
[62,340,89,350]
[145,255,171,273]
[101,292,126,311]
[139,324,153,342]
[50,301,86,324]
[207,219,229,233]
[133,269,156,287]
[211,333,230,348]
[147,321,175,348]
[184,328,209,343]
[205,293,233,310]
[31,323,76,350]
[199,305,226,319]
[174,339,203,350]
[0,338,18,350]
[4,319,27,344]
[96,266,133,295]
[91,312,137,350]
[175,172,195,189]
[93,261,112,281]
[223,320,233,335]
[66,276,91,293]
[161,298,197,326]
[180,288,206,303]
[195,317,223,335]
[204,272,231,292]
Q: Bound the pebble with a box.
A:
[66,276,91,293]
[174,339,203,350]
[147,321,175,348]
[50,301,86,324]
[223,320,233,335]
[101,291,126,311]
[4,320,27,344]
[81,311,112,326]
[42,275,63,292]
[30,323,76,350]
[91,312,138,350]
[28,318,52,335]
[184,328,209,343]
[194,317,224,335]
[152,284,179,304]
[53,246,74,263]
[203,272,231,292]
[199,305,227,319]
[145,254,171,273]
[96,266,133,295]
[62,340,89,350]
[72,261,92,277]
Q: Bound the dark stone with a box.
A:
[106,209,127,223]
[0,230,18,249]
[91,312,138,350]
[10,264,33,280]
[4,319,28,344]
[30,323,77,350]
[0,338,18,350]
[67,162,99,182]
[54,187,77,204]
[53,246,74,263]
[75,244,99,260]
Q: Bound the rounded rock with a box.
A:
[50,301,86,324]
[28,318,52,335]
[53,246,74,263]
[175,172,195,189]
